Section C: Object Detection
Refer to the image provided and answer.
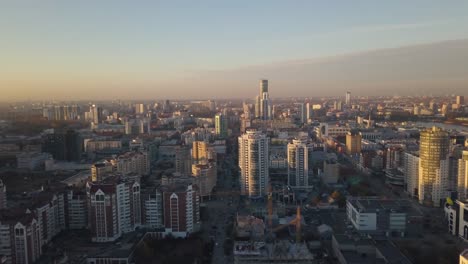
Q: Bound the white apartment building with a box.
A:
[238,130,269,197]
[142,188,163,229]
[316,123,350,138]
[115,151,150,176]
[287,138,311,188]
[404,152,420,198]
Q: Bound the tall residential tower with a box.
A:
[418,127,450,207]
[287,138,311,188]
[238,130,269,197]
[215,113,228,138]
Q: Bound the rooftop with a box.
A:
[348,197,410,213]
[461,249,468,260]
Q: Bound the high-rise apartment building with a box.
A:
[345,91,351,105]
[456,95,465,105]
[346,130,362,155]
[404,152,420,198]
[66,189,88,230]
[141,187,163,229]
[215,114,228,138]
[287,138,311,188]
[238,130,269,197]
[86,177,141,242]
[175,146,192,176]
[298,103,307,124]
[419,127,450,207]
[0,209,42,264]
[306,103,312,123]
[162,183,200,237]
[458,151,468,201]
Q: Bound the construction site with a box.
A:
[232,186,321,263]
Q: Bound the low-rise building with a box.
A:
[322,159,340,184]
[16,152,51,170]
[85,139,122,153]
[331,235,411,264]
[346,197,407,236]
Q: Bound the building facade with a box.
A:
[162,184,200,237]
[458,151,468,201]
[238,130,269,197]
[86,177,142,242]
[287,138,311,188]
[404,152,419,198]
[419,127,450,207]
[215,114,228,138]
[346,130,362,155]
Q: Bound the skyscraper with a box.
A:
[287,138,311,188]
[135,103,145,114]
[345,91,351,105]
[418,127,450,207]
[260,79,268,94]
[89,104,102,124]
[298,103,307,124]
[238,130,269,197]
[215,113,228,138]
[306,103,312,123]
[456,95,465,105]
[346,130,362,155]
[175,145,191,176]
[255,79,271,120]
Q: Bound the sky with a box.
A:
[1,1,468,100]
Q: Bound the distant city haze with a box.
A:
[1,1,468,100]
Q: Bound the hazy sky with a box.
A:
[1,1,468,100]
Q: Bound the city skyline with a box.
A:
[2,1,468,100]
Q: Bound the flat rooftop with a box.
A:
[348,197,410,213]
